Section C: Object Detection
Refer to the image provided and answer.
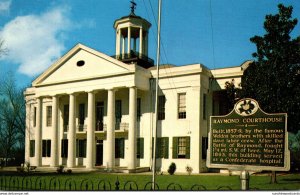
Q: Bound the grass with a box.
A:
[0,171,299,191]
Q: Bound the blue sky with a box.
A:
[0,0,299,87]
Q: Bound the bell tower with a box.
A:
[113,1,153,68]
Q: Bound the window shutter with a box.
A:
[120,138,125,158]
[30,140,35,157]
[202,137,208,159]
[164,137,169,159]
[157,138,161,158]
[66,140,68,158]
[172,137,178,159]
[42,140,46,157]
[140,138,144,158]
[137,138,144,159]
[61,140,64,157]
[186,136,190,159]
[83,139,87,158]
[61,139,69,158]
[76,139,79,157]
[151,137,154,158]
[47,140,51,157]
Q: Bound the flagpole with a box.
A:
[152,0,162,190]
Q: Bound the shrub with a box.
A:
[16,166,25,173]
[66,169,72,174]
[25,162,31,172]
[186,165,193,175]
[168,162,176,175]
[57,165,64,173]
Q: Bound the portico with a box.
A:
[26,85,141,170]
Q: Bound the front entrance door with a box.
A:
[95,140,103,166]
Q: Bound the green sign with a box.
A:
[207,98,290,171]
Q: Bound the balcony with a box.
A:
[63,122,129,133]
[111,50,154,69]
[77,124,87,132]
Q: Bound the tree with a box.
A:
[0,72,26,166]
[224,79,241,111]
[288,130,300,171]
[241,4,300,133]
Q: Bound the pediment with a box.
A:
[33,44,134,86]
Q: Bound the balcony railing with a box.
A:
[77,124,87,132]
[63,123,129,132]
[111,50,154,68]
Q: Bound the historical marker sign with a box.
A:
[207,98,290,171]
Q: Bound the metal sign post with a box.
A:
[240,170,250,190]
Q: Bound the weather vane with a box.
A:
[130,0,137,15]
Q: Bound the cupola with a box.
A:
[113,1,154,68]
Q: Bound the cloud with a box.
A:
[0,0,11,14]
[0,6,72,77]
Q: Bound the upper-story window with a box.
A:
[63,104,69,132]
[78,103,85,131]
[178,93,186,119]
[158,95,165,120]
[46,106,52,127]
[115,100,122,130]
[79,103,85,125]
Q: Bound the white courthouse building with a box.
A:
[24,7,250,173]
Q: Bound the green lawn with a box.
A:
[0,171,299,191]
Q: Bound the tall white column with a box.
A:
[139,27,143,57]
[133,38,137,52]
[127,26,131,53]
[145,32,149,56]
[116,29,121,56]
[50,95,59,167]
[35,97,42,167]
[128,87,137,170]
[25,102,31,163]
[86,91,95,169]
[107,89,115,169]
[67,93,76,168]
[122,36,125,57]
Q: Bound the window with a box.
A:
[152,137,169,159]
[78,103,85,132]
[76,139,86,157]
[137,98,141,121]
[96,102,104,131]
[42,140,51,157]
[61,139,68,158]
[202,137,208,159]
[76,60,85,67]
[33,107,37,127]
[115,138,125,158]
[115,100,122,130]
[46,106,52,127]
[63,105,69,132]
[158,95,165,120]
[178,93,186,119]
[137,137,144,158]
[172,136,190,159]
[30,140,35,157]
[203,94,207,120]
